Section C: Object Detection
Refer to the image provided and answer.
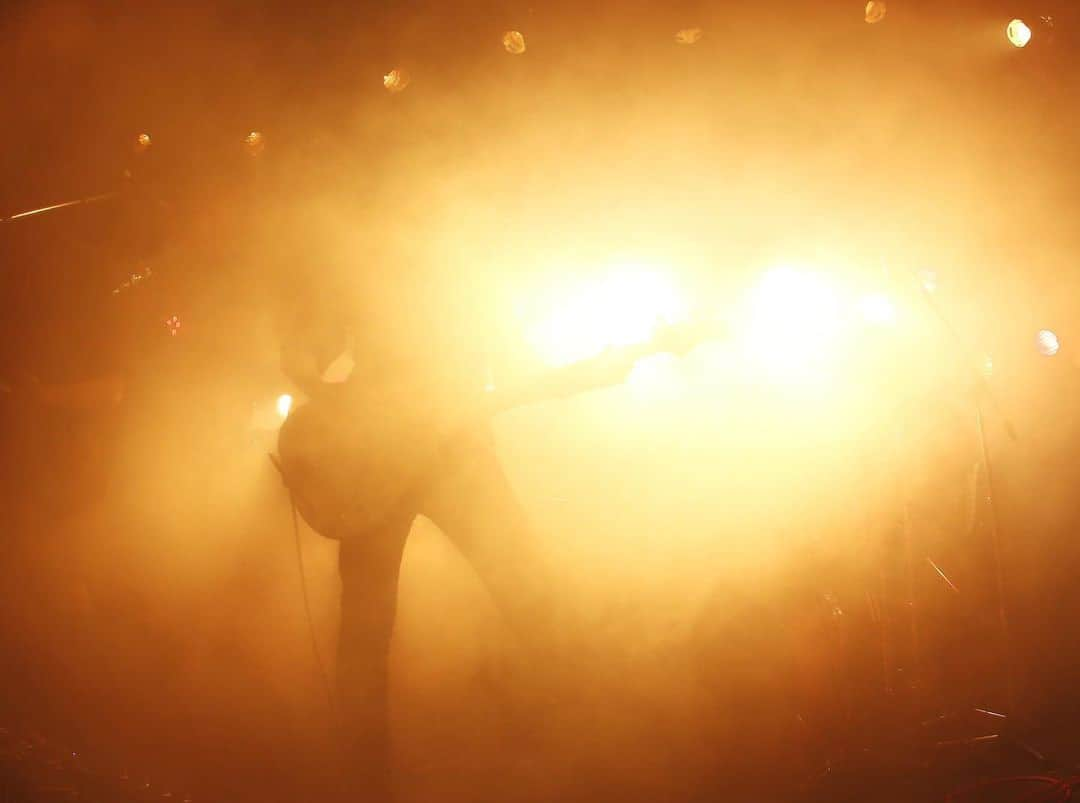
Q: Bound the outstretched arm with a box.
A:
[487,340,654,415]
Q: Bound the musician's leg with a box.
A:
[421,431,560,653]
[335,509,415,801]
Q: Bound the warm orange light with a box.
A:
[276,394,293,419]
[675,28,702,44]
[527,266,688,366]
[1007,19,1032,47]
[864,1,887,24]
[135,132,152,152]
[244,131,265,156]
[383,69,410,93]
[502,31,526,54]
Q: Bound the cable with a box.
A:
[946,775,1075,803]
[272,452,338,722]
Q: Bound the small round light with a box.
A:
[1036,329,1060,356]
[243,131,265,156]
[1007,19,1032,48]
[276,394,293,419]
[502,30,526,54]
[383,68,410,93]
[135,132,152,152]
[864,1,887,24]
[675,28,703,44]
[982,354,994,379]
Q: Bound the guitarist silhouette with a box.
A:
[277,277,716,801]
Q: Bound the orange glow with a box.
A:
[244,131,265,156]
[864,1,887,24]
[135,132,151,152]
[675,28,702,44]
[383,69,410,93]
[502,31,526,55]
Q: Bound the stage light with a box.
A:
[675,28,702,44]
[857,293,896,326]
[503,30,526,54]
[737,267,843,381]
[982,354,994,378]
[1036,329,1060,356]
[527,267,688,366]
[383,69,410,93]
[864,1,887,24]
[134,133,151,152]
[1007,19,1032,47]
[276,394,293,419]
[243,131,265,156]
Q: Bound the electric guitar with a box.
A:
[275,318,726,539]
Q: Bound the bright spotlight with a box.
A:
[737,267,843,381]
[527,267,688,366]
[857,293,896,326]
[1007,19,1032,47]
[276,394,294,418]
[1036,329,1060,356]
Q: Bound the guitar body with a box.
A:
[275,379,465,539]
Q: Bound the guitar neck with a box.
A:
[486,339,665,416]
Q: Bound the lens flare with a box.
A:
[527,267,688,366]
[737,267,843,382]
[276,394,293,419]
[1036,329,1060,356]
[1007,19,1032,48]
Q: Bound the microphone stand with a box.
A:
[894,270,1057,776]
